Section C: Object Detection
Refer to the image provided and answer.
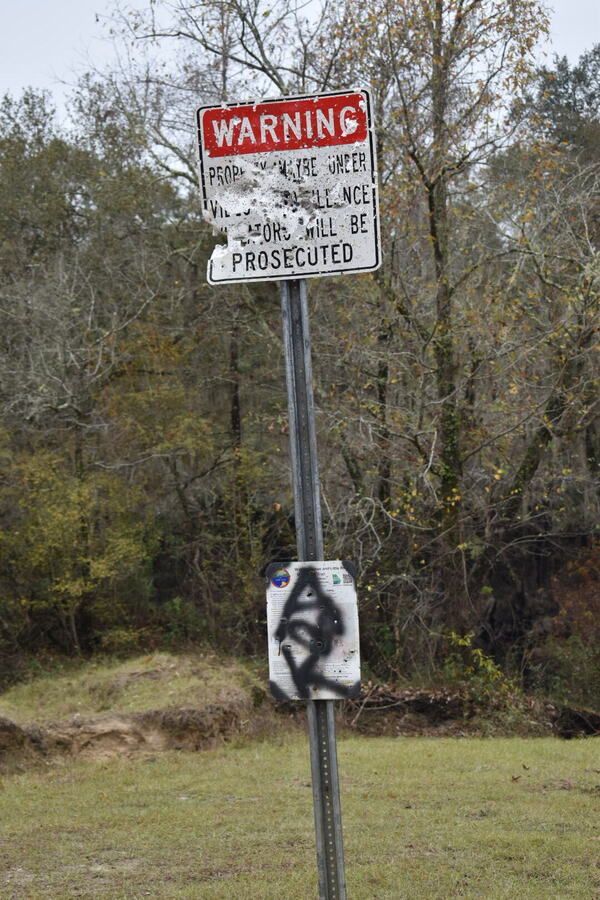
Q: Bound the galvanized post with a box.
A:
[280,278,347,900]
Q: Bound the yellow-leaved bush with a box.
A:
[0,450,156,654]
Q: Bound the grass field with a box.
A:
[1,733,599,898]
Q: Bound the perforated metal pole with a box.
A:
[280,278,347,900]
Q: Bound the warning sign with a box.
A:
[195,89,380,284]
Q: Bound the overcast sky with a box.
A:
[0,0,598,115]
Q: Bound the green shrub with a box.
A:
[527,635,600,709]
[442,631,518,702]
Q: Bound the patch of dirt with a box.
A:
[0,715,47,765]
[547,703,600,739]
[0,691,295,771]
[342,686,468,736]
[2,678,598,771]
[339,684,600,739]
[0,653,295,770]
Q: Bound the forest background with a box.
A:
[0,0,598,710]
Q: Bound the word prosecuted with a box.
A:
[201,94,368,157]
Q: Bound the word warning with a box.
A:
[195,89,380,284]
[266,561,361,701]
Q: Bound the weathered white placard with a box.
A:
[266,561,361,701]
[195,89,380,284]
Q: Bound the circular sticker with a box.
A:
[271,568,291,588]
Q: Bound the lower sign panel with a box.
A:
[266,561,361,701]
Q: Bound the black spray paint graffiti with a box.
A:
[267,563,360,701]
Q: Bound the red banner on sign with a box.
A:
[201,92,368,158]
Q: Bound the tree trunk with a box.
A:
[429,3,462,536]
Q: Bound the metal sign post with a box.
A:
[195,86,381,900]
[280,277,346,900]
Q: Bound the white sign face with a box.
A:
[195,89,380,284]
[266,561,361,701]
